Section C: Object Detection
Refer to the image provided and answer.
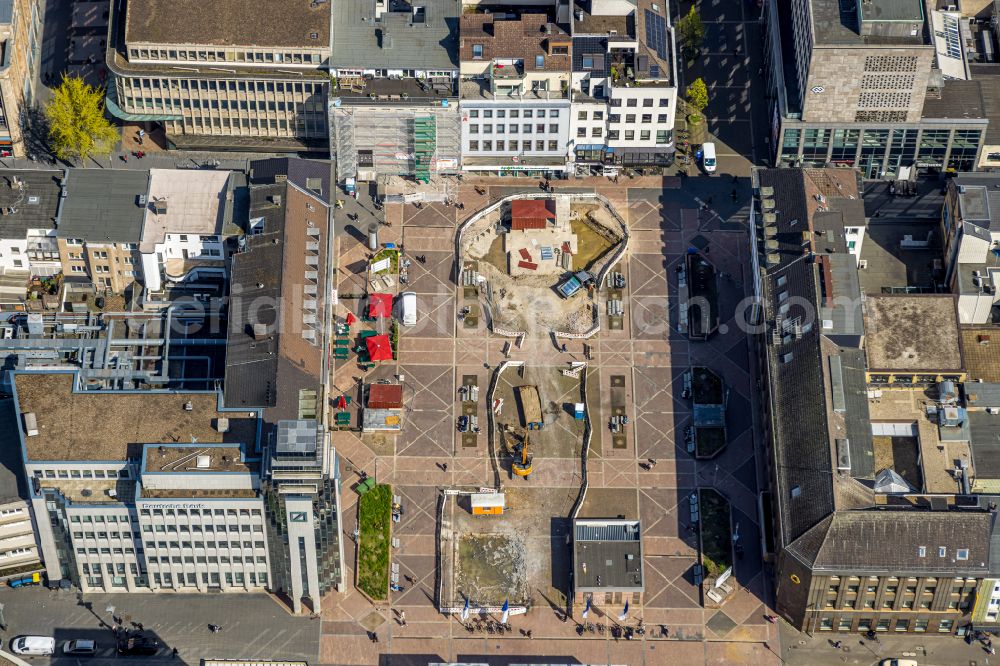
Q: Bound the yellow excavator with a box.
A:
[512,433,534,478]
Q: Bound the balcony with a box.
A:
[492,61,524,80]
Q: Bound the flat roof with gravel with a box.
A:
[864,295,962,372]
[14,373,259,462]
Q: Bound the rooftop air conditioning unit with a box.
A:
[196,455,211,469]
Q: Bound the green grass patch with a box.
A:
[699,489,733,578]
[357,483,392,600]
[371,248,400,274]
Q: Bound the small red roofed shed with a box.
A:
[510,199,556,231]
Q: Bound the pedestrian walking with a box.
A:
[561,343,568,353]
[399,611,406,626]
[442,462,448,472]
[373,632,379,643]
[171,648,178,658]
[136,623,144,632]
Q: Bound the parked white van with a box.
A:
[399,292,417,327]
[12,636,55,656]
[702,142,717,173]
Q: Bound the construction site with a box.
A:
[459,194,627,336]
[438,484,581,613]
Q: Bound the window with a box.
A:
[577,128,587,137]
[624,130,634,141]
[818,618,833,630]
[876,619,890,632]
[939,619,954,632]
[626,99,637,107]
[582,56,594,69]
[552,45,568,55]
[468,141,478,151]
[536,55,545,68]
[657,114,667,123]
[472,44,483,59]
[939,546,947,557]
[957,548,969,560]
[626,114,636,123]
[914,619,929,632]
[640,130,650,141]
[591,128,602,137]
[837,618,852,631]
[656,130,668,144]
[917,546,926,557]
[469,110,479,118]
[642,114,652,123]
[895,619,909,632]
[548,140,558,151]
[578,111,587,120]
[608,130,619,141]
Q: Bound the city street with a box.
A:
[0,587,320,666]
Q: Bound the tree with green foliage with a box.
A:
[676,6,705,55]
[686,77,709,121]
[44,76,118,161]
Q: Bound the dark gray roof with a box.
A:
[811,0,929,45]
[757,167,874,548]
[574,519,643,591]
[223,183,284,410]
[840,348,875,480]
[330,0,459,70]
[922,80,988,121]
[785,511,993,575]
[969,410,1000,479]
[0,170,62,239]
[572,37,611,77]
[59,169,150,243]
[0,0,13,25]
[966,382,1000,409]
[0,398,30,505]
[249,158,332,204]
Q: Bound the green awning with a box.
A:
[105,85,182,122]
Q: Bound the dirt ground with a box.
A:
[494,364,587,461]
[442,485,580,609]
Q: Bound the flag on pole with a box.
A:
[618,599,629,622]
[461,597,470,622]
[500,598,509,624]
[582,596,591,619]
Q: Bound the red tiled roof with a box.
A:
[368,384,403,409]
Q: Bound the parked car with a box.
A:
[880,660,919,666]
[8,572,41,588]
[11,636,56,656]
[63,639,97,656]
[117,637,160,656]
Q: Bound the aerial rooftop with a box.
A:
[0,170,61,239]
[811,0,929,46]
[139,169,238,252]
[573,519,643,590]
[14,373,259,462]
[58,169,149,243]
[461,13,571,72]
[864,295,963,372]
[124,0,331,48]
[142,444,254,474]
[331,0,459,70]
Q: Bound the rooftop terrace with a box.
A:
[14,373,258,462]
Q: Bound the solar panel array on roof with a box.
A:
[644,9,668,60]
